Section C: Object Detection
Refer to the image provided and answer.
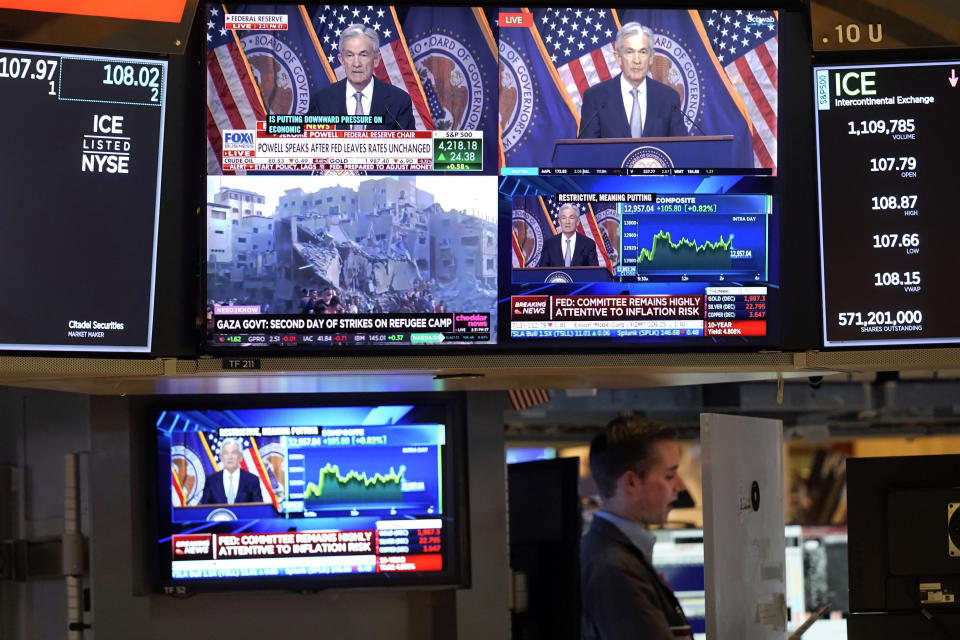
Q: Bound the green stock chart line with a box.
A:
[303,462,406,506]
[635,230,734,270]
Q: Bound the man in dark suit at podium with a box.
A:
[308,24,415,130]
[201,439,264,505]
[578,22,687,140]
[537,203,599,268]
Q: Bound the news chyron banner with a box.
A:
[0,48,166,352]
[205,4,498,174]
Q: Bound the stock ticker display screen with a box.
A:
[0,47,166,352]
[506,175,778,346]
[156,402,465,590]
[815,61,960,347]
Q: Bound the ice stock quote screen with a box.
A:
[0,47,166,352]
[156,402,465,591]
[815,60,960,347]
[204,4,498,349]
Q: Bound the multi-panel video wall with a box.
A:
[7,3,956,356]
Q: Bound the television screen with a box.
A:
[847,455,960,637]
[204,4,497,175]
[155,398,468,591]
[0,46,167,352]
[815,60,960,347]
[498,7,778,176]
[205,174,497,348]
[505,174,778,346]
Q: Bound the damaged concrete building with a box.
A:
[206,178,496,322]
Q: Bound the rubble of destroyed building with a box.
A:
[206,177,497,324]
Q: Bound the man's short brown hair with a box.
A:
[588,416,677,499]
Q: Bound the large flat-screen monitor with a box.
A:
[815,59,960,347]
[847,455,960,638]
[505,174,779,347]
[203,3,501,350]
[498,7,778,176]
[153,396,469,592]
[0,46,167,352]
[204,4,497,175]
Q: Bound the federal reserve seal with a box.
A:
[649,31,704,134]
[170,444,206,505]
[545,271,574,283]
[410,30,487,131]
[240,33,313,115]
[206,508,239,522]
[622,146,674,169]
[594,206,620,266]
[499,39,535,154]
[512,207,544,267]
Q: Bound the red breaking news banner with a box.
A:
[172,534,214,560]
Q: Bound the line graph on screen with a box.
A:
[303,463,406,505]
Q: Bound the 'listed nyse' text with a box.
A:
[81,114,130,174]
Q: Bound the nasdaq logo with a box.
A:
[223,130,256,150]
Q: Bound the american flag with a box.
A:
[307,5,434,130]
[700,9,778,171]
[540,195,615,274]
[532,7,621,117]
[507,389,551,412]
[205,4,266,175]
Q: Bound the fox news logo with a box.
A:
[223,130,256,151]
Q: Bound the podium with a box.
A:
[173,502,275,522]
[513,266,613,283]
[551,135,735,169]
